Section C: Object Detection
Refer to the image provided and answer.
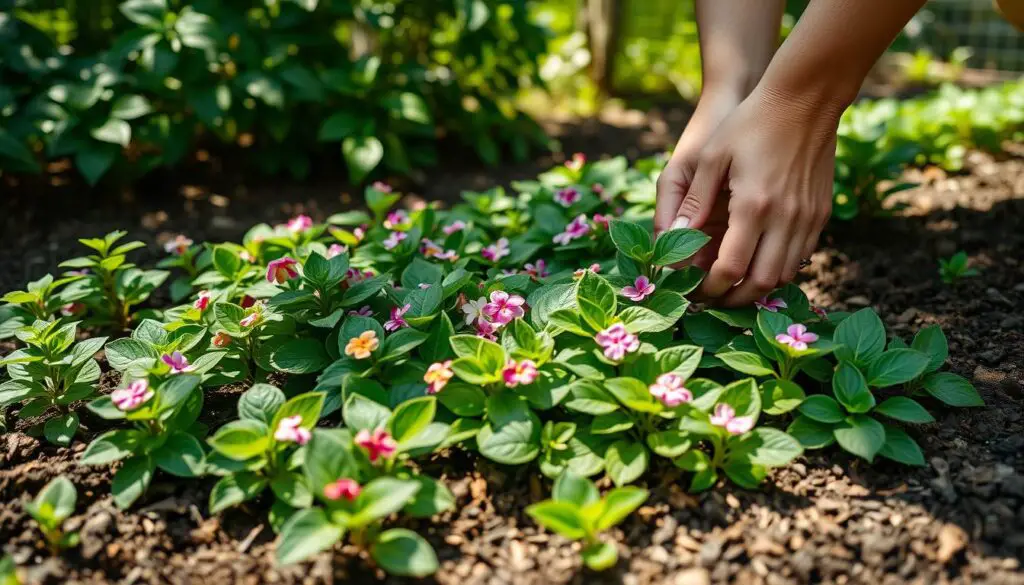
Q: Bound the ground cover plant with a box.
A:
[0,153,987,578]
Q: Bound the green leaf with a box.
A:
[269,338,331,374]
[717,378,761,420]
[833,308,886,366]
[911,325,948,373]
[450,357,499,385]
[581,541,618,571]
[576,270,616,331]
[833,415,886,462]
[380,328,428,362]
[208,420,270,461]
[921,372,984,407]
[594,486,648,531]
[617,291,689,333]
[80,430,144,465]
[404,476,455,518]
[866,349,930,387]
[389,396,436,445]
[276,508,344,565]
[716,351,775,377]
[761,380,805,415]
[112,456,154,509]
[153,431,205,477]
[318,111,362,142]
[343,393,391,432]
[449,335,506,373]
[832,361,875,413]
[552,472,599,506]
[209,472,268,514]
[120,0,167,27]
[384,92,433,125]
[371,528,439,577]
[646,430,692,458]
[342,136,384,183]
[874,396,935,423]
[608,220,653,262]
[477,392,541,464]
[526,501,586,540]
[91,119,131,147]
[29,476,77,524]
[732,427,803,467]
[651,228,710,266]
[421,312,456,363]
[603,377,659,413]
[564,380,620,415]
[591,411,633,435]
[111,95,152,120]
[270,474,313,509]
[43,413,79,446]
[604,440,648,487]
[270,393,325,439]
[878,424,926,466]
[655,345,703,381]
[238,384,286,426]
[786,415,836,449]
[304,429,356,501]
[437,383,486,417]
[350,477,421,526]
[799,395,845,423]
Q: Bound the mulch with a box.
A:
[0,108,1022,585]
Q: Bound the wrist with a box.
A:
[752,70,854,127]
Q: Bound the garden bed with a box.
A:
[1,131,1023,584]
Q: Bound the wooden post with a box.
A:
[584,0,622,96]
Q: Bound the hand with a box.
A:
[667,86,839,307]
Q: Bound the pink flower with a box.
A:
[239,311,262,328]
[775,323,819,351]
[193,290,211,311]
[355,428,397,463]
[421,238,444,258]
[553,214,591,246]
[648,373,693,407]
[240,295,256,309]
[274,415,311,445]
[384,303,411,332]
[111,379,153,411]
[592,183,605,196]
[348,305,373,317]
[327,244,347,259]
[592,214,610,229]
[443,220,467,235]
[555,187,581,207]
[475,319,499,341]
[502,359,539,387]
[344,268,374,286]
[565,152,586,171]
[462,296,489,326]
[353,226,367,243]
[383,231,407,250]
[482,238,510,262]
[754,296,787,312]
[483,290,526,325]
[595,323,640,361]
[60,302,85,317]
[212,331,232,347]
[372,181,392,193]
[164,235,193,255]
[267,257,299,284]
[622,276,655,302]
[812,306,828,319]
[710,403,755,436]
[436,249,459,261]
[161,351,192,373]
[324,478,361,501]
[286,215,313,233]
[424,360,454,394]
[384,210,409,230]
[524,259,549,279]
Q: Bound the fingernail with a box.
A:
[670,217,690,230]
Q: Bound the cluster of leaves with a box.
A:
[0,154,984,576]
[834,80,1024,218]
[0,0,550,185]
[938,251,980,285]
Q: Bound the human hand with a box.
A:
[665,86,840,307]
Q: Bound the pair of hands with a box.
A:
[654,86,840,307]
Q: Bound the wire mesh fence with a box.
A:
[911,0,1024,71]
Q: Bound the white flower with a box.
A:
[462,297,488,326]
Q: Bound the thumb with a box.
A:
[654,161,694,235]
[672,152,729,231]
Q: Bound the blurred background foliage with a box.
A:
[1,0,1022,188]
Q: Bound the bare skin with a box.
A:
[655,0,929,307]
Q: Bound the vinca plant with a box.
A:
[24,476,79,554]
[0,154,984,576]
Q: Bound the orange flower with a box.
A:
[344,330,379,360]
[424,360,454,394]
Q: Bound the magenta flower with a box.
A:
[383,210,410,230]
[648,373,693,407]
[327,244,347,259]
[812,306,828,319]
[710,403,755,436]
[592,183,604,195]
[193,290,211,311]
[595,323,640,361]
[502,359,539,387]
[240,295,257,309]
[267,257,299,284]
[754,296,787,312]
[475,319,499,341]
[775,323,819,351]
[286,215,313,233]
[592,214,610,229]
[555,187,581,207]
[442,220,467,235]
[622,276,656,302]
[553,214,591,246]
[355,428,397,463]
[372,181,392,193]
[161,351,192,373]
[344,268,374,286]
[324,478,361,502]
[565,152,586,171]
[383,231,407,251]
[483,290,526,325]
[384,303,411,332]
[348,305,373,317]
[274,415,311,445]
[60,302,85,317]
[524,259,549,279]
[481,238,510,262]
[164,234,193,256]
[111,379,153,411]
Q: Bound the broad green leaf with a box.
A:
[604,440,648,487]
[761,380,805,415]
[153,431,205,477]
[651,228,710,266]
[350,477,421,526]
[276,508,344,565]
[731,427,803,467]
[873,396,935,423]
[208,420,269,461]
[437,383,486,417]
[526,501,586,539]
[877,424,926,466]
[342,136,384,183]
[832,362,875,413]
[833,308,886,365]
[404,476,456,518]
[238,384,286,426]
[43,413,79,446]
[269,338,331,374]
[371,528,439,577]
[716,351,775,377]
[866,349,929,387]
[389,396,436,445]
[581,541,618,571]
[112,456,154,509]
[798,394,845,424]
[608,220,653,262]
[833,415,886,462]
[921,372,984,407]
[552,472,599,506]
[911,325,948,373]
[786,415,836,449]
[576,270,616,331]
[603,377,660,413]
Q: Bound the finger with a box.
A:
[698,209,763,299]
[779,227,809,285]
[720,225,792,307]
[672,151,729,231]
[655,165,690,235]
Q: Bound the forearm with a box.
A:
[756,0,927,116]
[696,0,784,97]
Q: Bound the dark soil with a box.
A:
[1,109,1023,585]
